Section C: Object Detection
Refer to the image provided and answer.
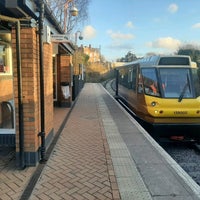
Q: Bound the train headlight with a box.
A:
[154,110,163,114]
[151,101,157,107]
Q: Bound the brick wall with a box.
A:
[58,54,72,106]
[12,27,53,166]
[60,55,71,82]
[43,43,53,138]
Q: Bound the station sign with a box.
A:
[51,34,70,43]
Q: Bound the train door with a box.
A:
[0,31,15,146]
[129,65,138,107]
[136,67,148,115]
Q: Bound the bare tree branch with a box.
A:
[46,0,90,34]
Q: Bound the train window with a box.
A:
[128,69,132,83]
[142,68,160,97]
[118,66,137,90]
[137,73,144,93]
[132,67,137,91]
[159,68,193,98]
[158,57,190,65]
[119,69,126,86]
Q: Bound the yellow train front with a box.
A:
[116,55,200,140]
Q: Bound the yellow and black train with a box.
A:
[115,55,200,140]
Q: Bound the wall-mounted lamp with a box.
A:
[75,31,83,44]
[64,1,78,33]
[70,6,78,16]
[79,34,83,40]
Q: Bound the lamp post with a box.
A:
[73,31,84,76]
[63,0,78,33]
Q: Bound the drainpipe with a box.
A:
[38,0,47,163]
[15,20,25,169]
[0,15,25,169]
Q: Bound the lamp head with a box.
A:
[70,6,78,16]
[79,35,83,40]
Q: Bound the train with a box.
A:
[115,55,200,141]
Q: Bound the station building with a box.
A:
[0,1,77,167]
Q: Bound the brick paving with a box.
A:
[29,83,120,200]
[0,150,35,200]
[0,84,120,199]
[0,107,70,200]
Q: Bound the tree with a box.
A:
[145,52,156,57]
[83,54,90,65]
[72,47,90,75]
[46,0,90,34]
[177,44,200,66]
[118,51,137,62]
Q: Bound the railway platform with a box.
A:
[1,83,200,200]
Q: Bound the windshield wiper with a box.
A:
[178,82,188,102]
[178,74,190,102]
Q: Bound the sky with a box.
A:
[77,0,200,62]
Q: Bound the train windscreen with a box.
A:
[141,67,197,99]
[159,68,194,99]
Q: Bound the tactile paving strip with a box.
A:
[97,95,153,200]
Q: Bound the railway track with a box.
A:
[102,79,200,186]
[160,140,200,185]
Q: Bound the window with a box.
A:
[119,66,137,90]
[159,68,193,98]
[158,57,189,65]
[0,32,14,133]
[0,33,12,75]
[142,68,160,97]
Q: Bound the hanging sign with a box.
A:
[51,35,69,43]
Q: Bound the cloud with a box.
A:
[192,23,200,29]
[82,25,97,40]
[147,37,181,50]
[107,42,134,50]
[167,3,178,13]
[107,30,135,40]
[105,30,135,57]
[125,21,134,29]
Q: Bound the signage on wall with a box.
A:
[44,25,51,43]
[51,35,70,43]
